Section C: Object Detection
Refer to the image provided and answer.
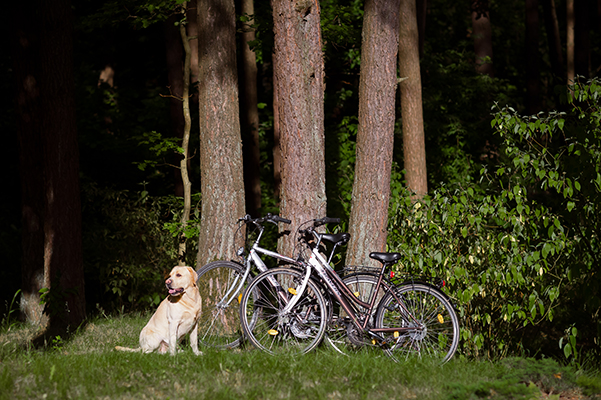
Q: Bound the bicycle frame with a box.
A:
[304,236,422,343]
[217,221,300,310]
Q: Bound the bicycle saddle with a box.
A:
[321,232,350,245]
[369,252,402,264]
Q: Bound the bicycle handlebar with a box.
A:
[238,213,291,226]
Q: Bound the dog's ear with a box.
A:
[187,267,198,286]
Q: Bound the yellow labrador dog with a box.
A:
[116,266,202,355]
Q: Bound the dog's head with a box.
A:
[165,266,198,297]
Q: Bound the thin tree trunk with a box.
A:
[239,0,262,216]
[346,0,400,268]
[471,0,494,76]
[399,0,427,198]
[272,0,327,257]
[178,11,193,265]
[526,0,542,114]
[567,0,575,84]
[187,0,199,100]
[542,0,564,80]
[165,15,185,197]
[197,0,245,266]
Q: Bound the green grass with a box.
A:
[0,313,599,399]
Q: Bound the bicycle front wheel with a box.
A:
[239,268,327,355]
[374,283,459,363]
[196,261,254,349]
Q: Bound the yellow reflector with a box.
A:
[353,291,360,297]
[238,293,242,304]
[288,288,297,295]
[372,339,376,345]
[437,314,444,324]
[393,331,399,338]
[268,329,279,336]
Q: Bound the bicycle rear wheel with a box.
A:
[239,268,327,355]
[195,261,254,349]
[374,283,459,363]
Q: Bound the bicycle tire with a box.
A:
[195,261,255,349]
[239,267,327,355]
[374,283,459,363]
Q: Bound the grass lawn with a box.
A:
[1,313,600,399]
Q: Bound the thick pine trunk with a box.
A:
[197,0,246,266]
[13,3,46,326]
[272,0,327,257]
[346,0,400,267]
[399,0,427,198]
[13,0,86,329]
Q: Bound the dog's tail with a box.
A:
[115,345,142,353]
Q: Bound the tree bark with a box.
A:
[471,0,494,77]
[272,0,327,257]
[13,0,86,330]
[239,0,262,216]
[346,0,400,268]
[197,0,246,266]
[525,0,542,114]
[399,0,428,198]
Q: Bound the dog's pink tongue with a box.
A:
[169,288,178,295]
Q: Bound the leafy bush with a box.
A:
[387,78,601,363]
[81,182,199,313]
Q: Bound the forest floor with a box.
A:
[0,313,600,399]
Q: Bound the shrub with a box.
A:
[387,78,601,363]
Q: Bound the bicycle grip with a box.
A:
[314,217,341,227]
[272,215,291,224]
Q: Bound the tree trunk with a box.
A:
[525,0,542,114]
[165,15,186,197]
[239,0,262,216]
[13,0,86,330]
[542,0,564,80]
[178,14,193,265]
[346,0,400,268]
[567,0,575,83]
[399,0,428,198]
[187,0,199,100]
[197,0,246,266]
[471,0,494,76]
[272,0,327,257]
[13,2,46,327]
